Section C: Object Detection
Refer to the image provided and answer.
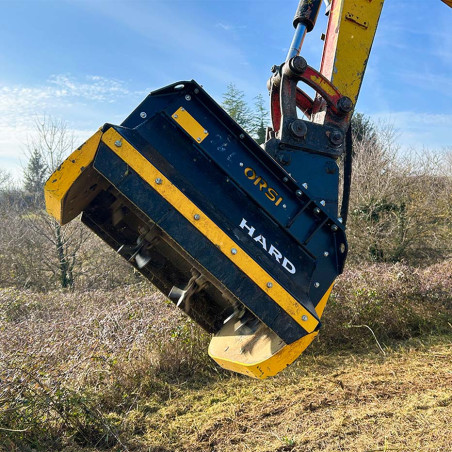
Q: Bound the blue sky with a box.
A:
[1,0,451,180]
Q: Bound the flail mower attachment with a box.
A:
[45,79,348,378]
[45,0,354,378]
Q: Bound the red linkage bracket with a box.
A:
[269,56,353,138]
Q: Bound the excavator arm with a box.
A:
[44,0,449,378]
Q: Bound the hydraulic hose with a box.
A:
[340,125,353,228]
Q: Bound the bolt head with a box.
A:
[267,282,273,288]
[337,96,353,113]
[140,112,147,119]
[329,129,344,146]
[185,94,191,101]
[338,217,343,223]
[331,224,338,231]
[204,129,208,134]
[239,134,245,139]
[289,56,308,74]
[114,140,122,147]
[302,183,308,189]
[231,248,237,255]
[194,214,200,220]
[323,251,329,257]
[239,162,244,167]
[296,189,302,196]
[194,88,199,94]
[155,178,162,185]
[302,315,308,321]
[314,207,321,214]
[314,282,320,288]
[320,200,326,206]
[283,177,288,182]
[290,119,307,138]
[197,137,201,142]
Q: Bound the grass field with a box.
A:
[1,262,451,451]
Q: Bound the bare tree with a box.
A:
[0,169,11,189]
[20,116,90,289]
[346,118,452,265]
[26,116,74,175]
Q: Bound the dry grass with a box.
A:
[0,262,451,451]
[0,285,214,451]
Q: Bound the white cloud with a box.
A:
[215,22,247,32]
[48,74,134,102]
[216,23,232,31]
[0,74,147,180]
[0,74,142,128]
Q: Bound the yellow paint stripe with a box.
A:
[101,128,319,333]
[172,107,209,143]
[314,283,334,317]
[44,129,102,224]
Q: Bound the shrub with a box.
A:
[317,260,452,350]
